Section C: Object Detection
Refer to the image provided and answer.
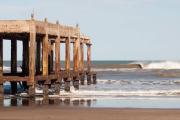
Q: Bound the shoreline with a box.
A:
[0,106,180,120]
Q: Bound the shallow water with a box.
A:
[2,60,180,108]
[1,96,180,109]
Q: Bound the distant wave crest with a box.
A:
[141,61,180,70]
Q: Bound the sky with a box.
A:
[1,0,180,60]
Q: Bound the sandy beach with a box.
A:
[0,106,180,120]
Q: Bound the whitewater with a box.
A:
[2,60,180,98]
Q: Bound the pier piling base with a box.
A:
[43,84,49,98]
[28,86,35,97]
[54,82,60,95]
[11,82,17,95]
[87,74,92,85]
[92,73,97,84]
[80,74,85,85]
[64,79,71,92]
[22,81,28,92]
[0,84,3,98]
[73,78,79,90]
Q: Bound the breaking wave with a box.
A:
[141,61,180,70]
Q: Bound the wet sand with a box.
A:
[0,106,180,120]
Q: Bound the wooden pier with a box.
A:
[0,15,96,97]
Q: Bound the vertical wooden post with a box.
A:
[22,39,29,76]
[36,38,41,75]
[11,38,17,95]
[80,42,85,85]
[72,25,80,89]
[0,37,3,97]
[80,42,84,73]
[28,18,36,97]
[55,38,60,77]
[65,36,70,77]
[49,41,54,73]
[87,44,92,85]
[87,44,91,72]
[55,36,60,95]
[73,38,79,74]
[22,38,29,91]
[42,23,48,76]
[42,18,49,97]
[64,36,71,92]
[73,38,79,90]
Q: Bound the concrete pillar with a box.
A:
[11,38,17,95]
[0,37,3,98]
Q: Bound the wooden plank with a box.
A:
[65,36,70,77]
[3,76,29,82]
[0,20,30,33]
[35,74,57,81]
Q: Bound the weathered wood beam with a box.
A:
[22,38,29,76]
[49,41,54,73]
[42,24,49,76]
[73,25,80,90]
[73,38,79,75]
[11,38,17,75]
[55,37,60,81]
[0,37,3,97]
[28,19,36,96]
[11,38,17,95]
[42,18,49,98]
[65,36,70,77]
[22,38,29,91]
[79,42,85,85]
[3,76,29,81]
[80,43,84,73]
[64,36,71,92]
[36,38,41,75]
[87,44,91,72]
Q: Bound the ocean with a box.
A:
[2,60,180,108]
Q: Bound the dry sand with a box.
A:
[0,106,180,120]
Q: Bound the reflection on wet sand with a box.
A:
[1,97,96,107]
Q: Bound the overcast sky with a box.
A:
[1,0,180,60]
